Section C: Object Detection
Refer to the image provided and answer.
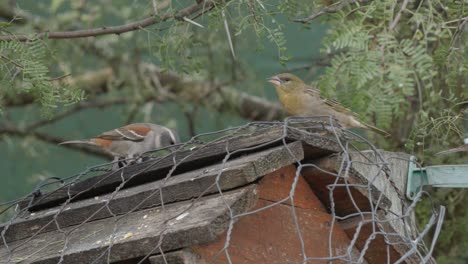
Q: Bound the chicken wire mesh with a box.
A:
[0,116,445,264]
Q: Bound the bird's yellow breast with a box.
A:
[276,88,309,116]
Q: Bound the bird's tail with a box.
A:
[362,123,390,137]
[59,140,97,146]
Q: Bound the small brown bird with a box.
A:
[60,123,180,168]
[268,73,389,136]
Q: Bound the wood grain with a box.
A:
[2,142,304,243]
[0,188,256,264]
[20,126,340,212]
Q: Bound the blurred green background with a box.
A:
[0,0,466,262]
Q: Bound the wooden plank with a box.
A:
[0,188,256,264]
[286,126,342,157]
[304,150,422,263]
[346,150,422,263]
[192,163,366,264]
[149,249,201,264]
[2,142,304,243]
[21,126,340,212]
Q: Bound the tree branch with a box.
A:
[436,144,468,155]
[294,0,353,23]
[1,62,284,160]
[0,5,28,24]
[0,0,215,41]
[0,125,112,159]
[3,63,284,159]
[2,67,113,107]
[137,63,285,121]
[5,62,284,122]
[388,0,410,31]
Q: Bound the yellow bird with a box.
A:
[268,73,389,137]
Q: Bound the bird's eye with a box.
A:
[283,78,291,82]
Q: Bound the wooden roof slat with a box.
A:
[21,126,339,212]
[346,150,420,262]
[340,150,414,235]
[2,142,304,243]
[303,150,421,263]
[0,188,256,264]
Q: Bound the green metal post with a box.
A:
[406,156,468,200]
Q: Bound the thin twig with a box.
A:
[0,54,24,68]
[443,16,468,24]
[222,10,236,59]
[48,73,71,81]
[436,144,468,155]
[388,0,410,31]
[182,16,205,28]
[449,16,468,48]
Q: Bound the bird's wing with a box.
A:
[304,87,389,136]
[97,124,151,141]
[304,88,355,115]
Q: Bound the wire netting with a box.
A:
[0,116,444,263]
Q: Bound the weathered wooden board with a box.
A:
[192,165,366,264]
[21,126,340,212]
[346,150,422,262]
[287,126,342,157]
[2,142,304,243]
[0,188,256,264]
[305,150,421,263]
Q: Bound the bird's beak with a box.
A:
[267,76,281,86]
